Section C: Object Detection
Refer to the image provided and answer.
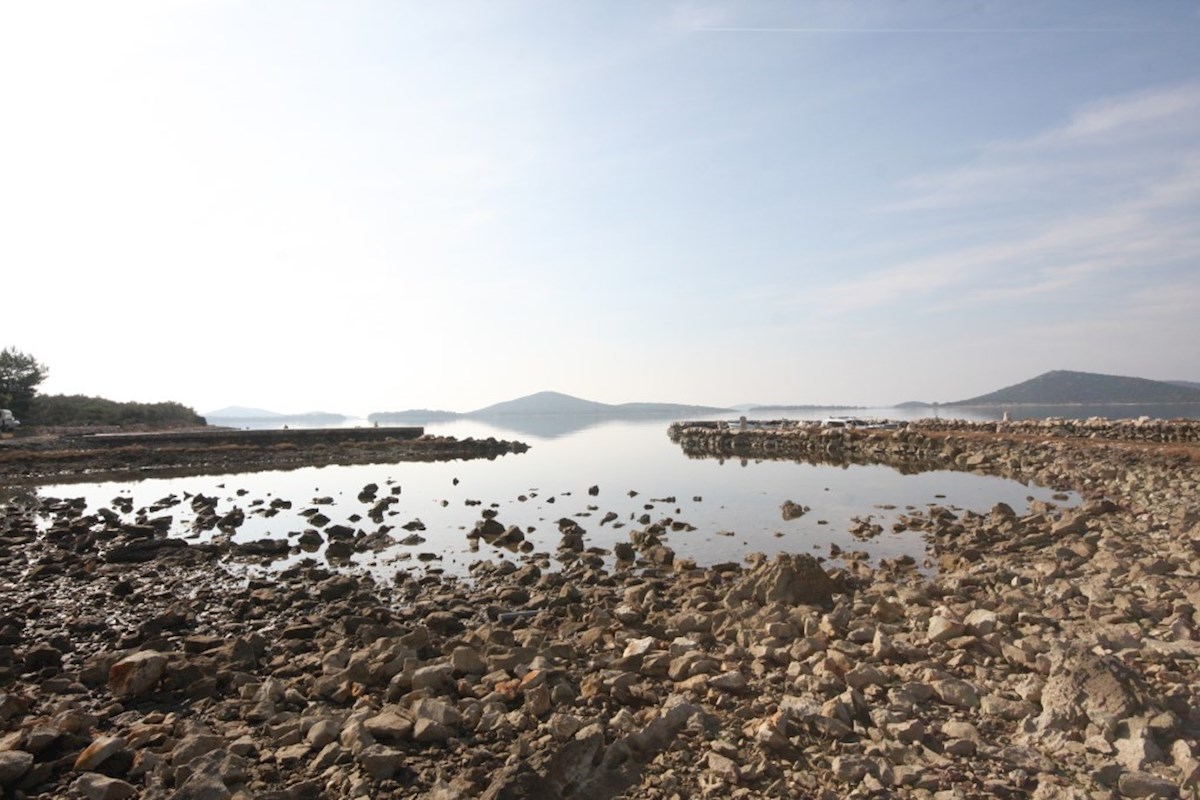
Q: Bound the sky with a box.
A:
[2,0,1198,416]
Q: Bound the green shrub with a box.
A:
[25,395,205,427]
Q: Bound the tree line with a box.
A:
[0,347,204,427]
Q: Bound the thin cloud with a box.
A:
[1031,83,1200,146]
[807,86,1200,318]
[884,83,1200,212]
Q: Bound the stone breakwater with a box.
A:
[0,424,1198,798]
[899,417,1200,444]
[672,416,1200,446]
[669,418,1200,487]
[0,429,530,485]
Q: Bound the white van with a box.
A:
[0,409,19,432]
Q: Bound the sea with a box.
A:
[33,404,1193,580]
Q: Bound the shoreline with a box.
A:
[0,420,1197,797]
[0,427,531,486]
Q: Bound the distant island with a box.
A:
[206,372,1200,431]
[904,370,1200,407]
[369,390,732,424]
[205,406,349,424]
[746,404,867,413]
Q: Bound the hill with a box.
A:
[471,391,730,417]
[370,391,731,423]
[472,391,610,416]
[952,370,1200,406]
[1168,380,1200,392]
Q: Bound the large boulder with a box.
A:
[726,553,839,607]
[1036,647,1144,733]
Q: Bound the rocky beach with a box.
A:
[1,420,1198,799]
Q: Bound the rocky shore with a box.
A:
[1,420,1198,798]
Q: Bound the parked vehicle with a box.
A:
[0,409,19,432]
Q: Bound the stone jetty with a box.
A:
[0,428,529,484]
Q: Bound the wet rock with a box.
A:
[104,537,187,563]
[781,500,809,521]
[613,542,635,561]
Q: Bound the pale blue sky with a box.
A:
[2,1,1198,414]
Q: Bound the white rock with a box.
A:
[927,616,966,643]
[964,608,998,636]
[622,637,657,658]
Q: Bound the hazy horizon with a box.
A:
[3,2,1198,417]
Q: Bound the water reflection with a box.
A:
[22,417,1075,579]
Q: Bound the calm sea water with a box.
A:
[32,410,1078,579]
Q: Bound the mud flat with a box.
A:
[0,420,1198,798]
[0,427,530,485]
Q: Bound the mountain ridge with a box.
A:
[950,370,1200,406]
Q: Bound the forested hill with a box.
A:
[952,370,1200,405]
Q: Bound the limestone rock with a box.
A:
[727,553,838,607]
[1117,771,1177,798]
[927,615,966,643]
[359,743,404,781]
[1037,648,1144,731]
[72,773,139,800]
[931,678,980,709]
[364,708,413,742]
[74,736,126,771]
[107,651,167,697]
[0,750,34,786]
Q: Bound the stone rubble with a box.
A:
[0,418,1197,797]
